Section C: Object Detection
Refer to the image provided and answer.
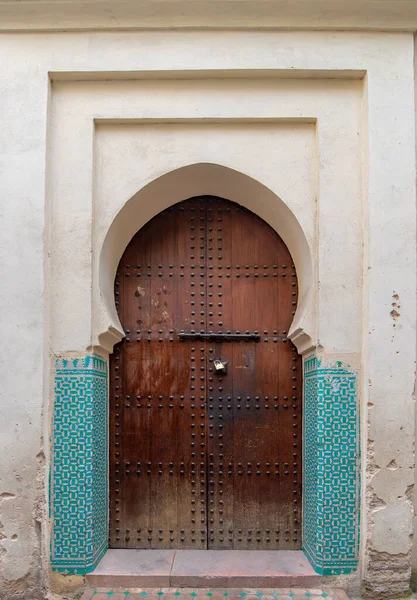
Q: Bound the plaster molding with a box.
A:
[95,326,124,355]
[288,326,315,356]
[2,0,417,31]
[49,75,363,356]
[97,162,315,355]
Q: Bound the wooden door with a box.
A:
[109,196,302,550]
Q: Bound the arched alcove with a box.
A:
[51,164,360,579]
[98,163,314,354]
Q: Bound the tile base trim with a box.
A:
[50,352,360,577]
[51,354,109,574]
[302,355,360,576]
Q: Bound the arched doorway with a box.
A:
[109,195,302,551]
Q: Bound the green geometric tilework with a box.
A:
[51,355,108,574]
[303,356,360,575]
[50,351,359,576]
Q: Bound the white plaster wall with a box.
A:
[0,45,49,597]
[3,0,417,32]
[0,30,415,599]
[411,33,417,587]
[49,78,362,358]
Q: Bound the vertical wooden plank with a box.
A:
[121,222,153,548]
[147,210,179,549]
[174,197,208,550]
[206,198,234,549]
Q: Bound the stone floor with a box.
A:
[79,588,348,600]
[87,550,319,588]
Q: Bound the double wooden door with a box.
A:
[109,196,302,550]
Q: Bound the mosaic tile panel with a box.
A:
[80,589,345,600]
[51,355,108,574]
[51,349,359,575]
[303,356,360,575]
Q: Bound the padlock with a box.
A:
[214,359,228,373]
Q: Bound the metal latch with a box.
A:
[213,359,228,374]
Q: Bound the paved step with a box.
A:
[81,587,348,600]
[86,550,320,588]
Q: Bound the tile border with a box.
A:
[302,356,360,575]
[50,352,360,576]
[51,354,109,574]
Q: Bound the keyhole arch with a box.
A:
[97,163,314,355]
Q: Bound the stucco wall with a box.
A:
[0,30,415,599]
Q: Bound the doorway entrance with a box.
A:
[109,196,302,551]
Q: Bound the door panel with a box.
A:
[110,200,207,549]
[109,195,302,550]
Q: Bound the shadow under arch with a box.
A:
[99,163,314,354]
